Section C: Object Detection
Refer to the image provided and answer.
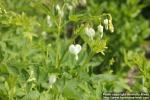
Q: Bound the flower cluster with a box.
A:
[68,18,114,60]
[85,18,114,40]
[103,18,114,33]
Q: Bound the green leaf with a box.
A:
[39,92,52,100]
[63,80,81,100]
[69,14,84,22]
[7,66,19,76]
[22,91,40,100]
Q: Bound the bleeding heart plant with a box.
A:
[2,0,149,100]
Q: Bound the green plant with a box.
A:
[0,0,150,100]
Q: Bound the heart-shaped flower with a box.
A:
[69,44,82,60]
[48,74,57,88]
[85,27,95,40]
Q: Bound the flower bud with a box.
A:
[56,4,60,11]
[103,19,109,30]
[55,4,64,18]
[48,74,57,85]
[108,20,114,33]
[67,4,73,11]
[47,15,52,27]
[97,24,104,38]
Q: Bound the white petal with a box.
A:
[89,28,95,37]
[49,75,57,85]
[104,19,109,25]
[69,44,76,54]
[69,44,82,55]
[85,27,95,39]
[98,24,103,33]
[104,19,109,30]
[75,44,81,54]
[56,4,60,11]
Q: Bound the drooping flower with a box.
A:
[108,19,114,33]
[56,4,60,11]
[55,4,64,17]
[97,24,104,38]
[48,74,57,88]
[67,3,73,11]
[69,44,82,60]
[103,19,109,30]
[85,27,95,40]
[47,15,52,27]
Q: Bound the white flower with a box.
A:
[103,19,109,30]
[69,44,82,60]
[56,4,60,11]
[108,20,114,33]
[42,31,47,39]
[48,74,57,85]
[47,15,52,27]
[55,4,64,18]
[67,4,73,11]
[85,27,95,40]
[98,24,103,33]
[104,19,109,25]
[97,24,104,38]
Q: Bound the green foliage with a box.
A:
[0,0,150,99]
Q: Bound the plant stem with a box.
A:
[55,4,66,68]
[81,51,95,72]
